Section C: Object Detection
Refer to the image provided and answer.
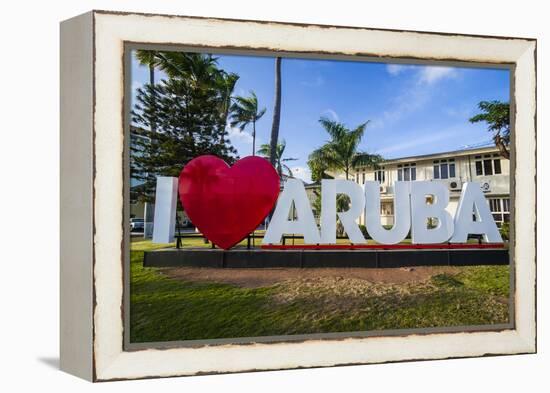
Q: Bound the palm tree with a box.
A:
[229,91,266,155]
[257,140,297,179]
[268,57,282,166]
[308,117,382,180]
[153,52,218,82]
[469,100,510,159]
[215,72,240,145]
[308,117,381,237]
[136,50,160,86]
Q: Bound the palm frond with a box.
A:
[135,50,159,67]
[309,116,380,180]
[229,91,266,132]
[283,164,294,177]
[319,117,348,141]
[352,153,384,169]
[257,139,299,180]
[256,107,267,120]
[256,143,271,157]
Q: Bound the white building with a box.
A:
[347,146,510,227]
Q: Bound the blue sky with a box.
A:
[131,52,510,183]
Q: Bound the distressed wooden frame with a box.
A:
[60,10,536,381]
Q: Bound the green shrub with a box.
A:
[358,224,371,239]
[499,222,510,241]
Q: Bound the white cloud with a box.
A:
[373,65,459,129]
[321,109,339,122]
[290,166,312,183]
[374,125,466,157]
[386,64,457,85]
[300,75,325,87]
[226,126,253,144]
[370,87,430,129]
[386,64,413,76]
[418,66,457,85]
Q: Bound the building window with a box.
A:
[493,157,502,174]
[380,202,393,216]
[475,154,502,176]
[489,197,510,226]
[483,159,493,175]
[433,159,456,179]
[397,163,416,181]
[374,167,385,183]
[475,159,483,175]
[362,172,366,184]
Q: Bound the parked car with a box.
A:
[130,218,145,232]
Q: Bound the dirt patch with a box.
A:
[161,266,462,288]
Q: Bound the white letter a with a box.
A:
[263,179,321,244]
[450,182,503,243]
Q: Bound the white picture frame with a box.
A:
[60,10,536,381]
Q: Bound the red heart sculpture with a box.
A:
[178,155,280,249]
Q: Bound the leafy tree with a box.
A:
[136,51,233,135]
[257,139,297,179]
[308,117,383,180]
[150,51,220,82]
[309,159,333,183]
[215,72,240,145]
[229,91,266,156]
[308,117,382,236]
[469,100,510,159]
[131,52,238,202]
[499,222,510,241]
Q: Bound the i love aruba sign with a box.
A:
[154,155,503,249]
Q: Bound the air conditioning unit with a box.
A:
[449,180,462,191]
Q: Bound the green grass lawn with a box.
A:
[129,240,510,343]
[130,232,487,248]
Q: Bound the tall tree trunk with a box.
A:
[143,63,157,239]
[252,121,256,156]
[269,57,282,167]
[149,64,157,133]
[494,134,510,159]
[220,102,229,146]
[149,63,155,85]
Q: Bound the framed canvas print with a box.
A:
[60,10,537,381]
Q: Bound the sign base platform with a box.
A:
[143,247,509,269]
